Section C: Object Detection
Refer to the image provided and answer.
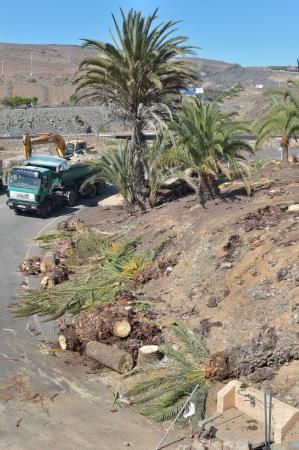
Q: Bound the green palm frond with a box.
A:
[126,323,209,425]
[75,8,196,133]
[168,97,253,194]
[256,87,299,150]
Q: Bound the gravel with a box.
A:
[0,105,120,136]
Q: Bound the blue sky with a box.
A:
[1,0,298,66]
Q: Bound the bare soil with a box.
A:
[79,163,299,410]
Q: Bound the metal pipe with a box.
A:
[268,388,272,447]
[264,390,268,450]
[155,384,199,450]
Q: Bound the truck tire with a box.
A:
[83,184,97,198]
[96,181,106,195]
[66,188,78,207]
[41,199,52,218]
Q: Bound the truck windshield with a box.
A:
[9,168,40,188]
[66,143,74,155]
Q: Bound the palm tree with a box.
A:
[170,97,253,205]
[95,139,178,211]
[256,87,299,167]
[75,8,196,204]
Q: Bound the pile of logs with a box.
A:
[58,297,163,374]
[19,256,41,275]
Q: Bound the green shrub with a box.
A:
[1,96,38,107]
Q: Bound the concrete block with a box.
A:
[217,380,299,443]
[223,440,249,450]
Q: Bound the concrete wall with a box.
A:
[217,380,299,444]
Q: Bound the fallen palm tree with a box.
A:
[126,324,209,426]
[15,237,153,319]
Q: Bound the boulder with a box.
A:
[288,204,299,213]
[98,193,124,209]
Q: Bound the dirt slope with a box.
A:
[79,163,299,407]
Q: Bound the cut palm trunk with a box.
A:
[86,341,134,373]
[40,266,68,289]
[40,251,56,273]
[137,345,160,367]
[58,325,81,351]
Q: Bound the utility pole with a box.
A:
[264,388,272,450]
[30,53,33,76]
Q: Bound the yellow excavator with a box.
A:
[23,132,66,159]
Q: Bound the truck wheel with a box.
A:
[83,184,97,198]
[41,199,52,218]
[66,188,78,207]
[96,182,106,195]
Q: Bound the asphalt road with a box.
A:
[0,195,161,450]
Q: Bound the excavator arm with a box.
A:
[23,132,66,159]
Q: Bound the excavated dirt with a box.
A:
[78,163,299,407]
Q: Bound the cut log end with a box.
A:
[58,334,67,350]
[113,319,131,338]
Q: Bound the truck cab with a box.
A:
[7,154,104,217]
[65,140,87,158]
[7,165,54,216]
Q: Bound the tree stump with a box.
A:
[58,325,81,352]
[137,345,160,367]
[86,341,133,374]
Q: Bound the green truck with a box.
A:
[7,154,104,217]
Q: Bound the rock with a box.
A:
[220,262,233,269]
[223,440,249,450]
[207,297,218,308]
[98,194,124,209]
[190,204,201,212]
[191,438,205,450]
[210,441,223,450]
[288,204,299,212]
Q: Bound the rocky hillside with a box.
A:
[0,42,299,135]
[1,42,299,107]
[0,43,94,106]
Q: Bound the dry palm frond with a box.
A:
[126,324,209,426]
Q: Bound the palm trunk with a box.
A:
[197,174,221,206]
[280,135,289,168]
[131,123,147,209]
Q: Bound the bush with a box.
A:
[0,96,38,108]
